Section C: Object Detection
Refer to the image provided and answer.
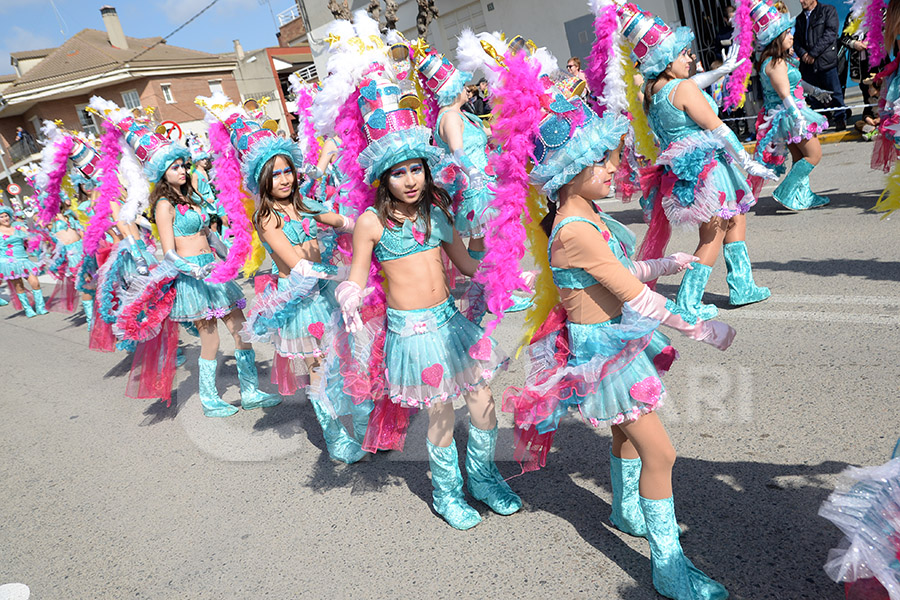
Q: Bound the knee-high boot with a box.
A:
[723,241,770,306]
[198,357,239,417]
[609,449,647,537]
[32,288,48,315]
[308,394,366,464]
[772,158,829,210]
[427,438,482,530]
[234,348,281,410]
[641,496,728,599]
[17,293,36,318]
[81,299,94,331]
[674,264,718,320]
[465,422,522,515]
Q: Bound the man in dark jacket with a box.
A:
[794,0,850,129]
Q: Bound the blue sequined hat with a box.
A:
[751,0,795,50]
[530,78,629,200]
[619,3,695,79]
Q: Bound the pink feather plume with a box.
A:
[867,0,886,66]
[723,0,753,111]
[476,52,545,337]
[295,87,321,169]
[334,91,375,217]
[585,4,618,116]
[38,136,75,226]
[83,126,122,256]
[206,121,252,284]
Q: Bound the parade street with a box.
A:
[0,139,897,599]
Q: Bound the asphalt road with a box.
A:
[1,139,898,599]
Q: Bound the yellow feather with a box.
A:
[844,17,862,36]
[875,161,900,217]
[238,185,265,277]
[518,185,560,357]
[622,53,658,162]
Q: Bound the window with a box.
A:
[121,90,141,110]
[294,64,317,81]
[208,79,224,95]
[75,104,100,136]
[161,83,174,104]
[28,116,42,139]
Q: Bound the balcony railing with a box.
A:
[7,137,40,163]
[277,4,301,27]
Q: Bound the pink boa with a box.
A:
[421,86,440,130]
[206,122,252,284]
[334,91,373,217]
[295,87,321,169]
[38,136,75,226]
[635,166,673,286]
[723,0,753,111]
[83,126,122,256]
[868,0,886,67]
[585,4,618,116]
[476,52,544,337]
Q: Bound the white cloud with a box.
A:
[0,25,57,76]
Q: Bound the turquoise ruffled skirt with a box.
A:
[0,255,40,280]
[384,296,508,407]
[754,102,828,174]
[170,253,245,322]
[455,176,496,238]
[504,305,678,433]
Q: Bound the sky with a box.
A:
[0,0,290,76]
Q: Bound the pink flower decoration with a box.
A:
[420,363,444,388]
[236,298,247,310]
[630,376,662,410]
[412,321,428,335]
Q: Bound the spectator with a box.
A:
[794,0,850,130]
[566,56,587,82]
[462,85,479,114]
[15,127,37,154]
[472,77,492,120]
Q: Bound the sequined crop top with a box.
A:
[50,212,81,233]
[261,198,328,255]
[760,57,802,109]
[548,213,636,289]
[172,203,210,237]
[1,225,30,260]
[367,206,453,263]
[648,79,719,149]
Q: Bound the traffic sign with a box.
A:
[6,183,21,195]
[156,121,183,141]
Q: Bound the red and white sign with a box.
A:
[158,121,183,141]
[6,183,21,195]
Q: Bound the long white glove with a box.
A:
[710,124,777,180]
[335,280,372,333]
[626,286,735,350]
[800,81,832,103]
[165,250,214,280]
[453,148,484,190]
[336,214,355,233]
[206,229,230,260]
[628,253,699,282]
[291,258,349,281]
[781,93,809,135]
[691,45,746,90]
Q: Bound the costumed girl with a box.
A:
[187,136,228,232]
[476,33,735,599]
[870,0,900,215]
[619,3,776,318]
[196,93,367,463]
[314,12,521,530]
[749,0,831,210]
[0,205,47,316]
[103,99,279,417]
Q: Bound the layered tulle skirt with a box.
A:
[753,102,828,175]
[649,131,756,228]
[0,254,40,281]
[455,176,497,238]
[169,253,245,322]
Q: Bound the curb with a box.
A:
[743,128,863,151]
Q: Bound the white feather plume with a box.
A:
[116,145,149,224]
[532,46,560,77]
[34,120,66,191]
[87,95,131,125]
[196,92,245,126]
[602,33,628,116]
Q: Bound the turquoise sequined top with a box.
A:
[261,198,328,253]
[648,79,718,149]
[548,212,635,289]
[1,226,30,259]
[366,206,454,263]
[760,57,802,109]
[434,110,490,172]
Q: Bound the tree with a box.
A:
[416,0,439,37]
[384,0,399,30]
[366,0,381,22]
[327,0,351,20]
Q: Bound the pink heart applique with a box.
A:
[735,189,745,203]
[302,219,312,237]
[411,225,426,246]
[467,210,475,221]
[307,322,324,339]
[283,213,291,223]
[177,205,189,215]
[601,230,610,242]
[652,346,678,373]
[421,363,444,388]
[468,337,492,361]
[630,376,662,409]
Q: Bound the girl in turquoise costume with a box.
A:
[196,94,368,462]
[0,206,48,316]
[188,137,229,232]
[47,206,90,319]
[315,16,521,530]
[618,3,776,318]
[750,0,830,210]
[479,37,736,599]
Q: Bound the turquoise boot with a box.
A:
[465,422,523,515]
[609,450,647,537]
[0,296,8,306]
[641,496,729,600]
[198,357,239,417]
[674,264,719,320]
[81,299,94,331]
[176,347,186,367]
[32,289,48,315]
[234,348,282,410]
[772,159,829,210]
[309,395,366,464]
[17,293,36,318]
[723,241,770,306]
[350,400,372,446]
[427,439,482,530]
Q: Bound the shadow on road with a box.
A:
[753,188,882,216]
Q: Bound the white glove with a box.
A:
[337,214,355,233]
[782,94,808,134]
[627,286,735,351]
[629,253,699,282]
[165,250,214,280]
[335,280,371,333]
[521,270,538,293]
[453,148,484,190]
[690,45,746,89]
[710,124,777,180]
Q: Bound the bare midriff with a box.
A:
[381,246,450,311]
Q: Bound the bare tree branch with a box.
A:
[327,0,351,20]
[384,0,399,30]
[416,0,439,37]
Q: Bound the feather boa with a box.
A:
[623,56,658,161]
[723,0,753,111]
[866,0,886,66]
[587,0,627,117]
[37,133,75,226]
[875,160,900,217]
[476,51,544,337]
[206,121,252,284]
[83,125,122,256]
[240,183,266,277]
[116,145,150,224]
[334,91,374,217]
[294,85,322,169]
[118,279,177,342]
[520,186,560,356]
